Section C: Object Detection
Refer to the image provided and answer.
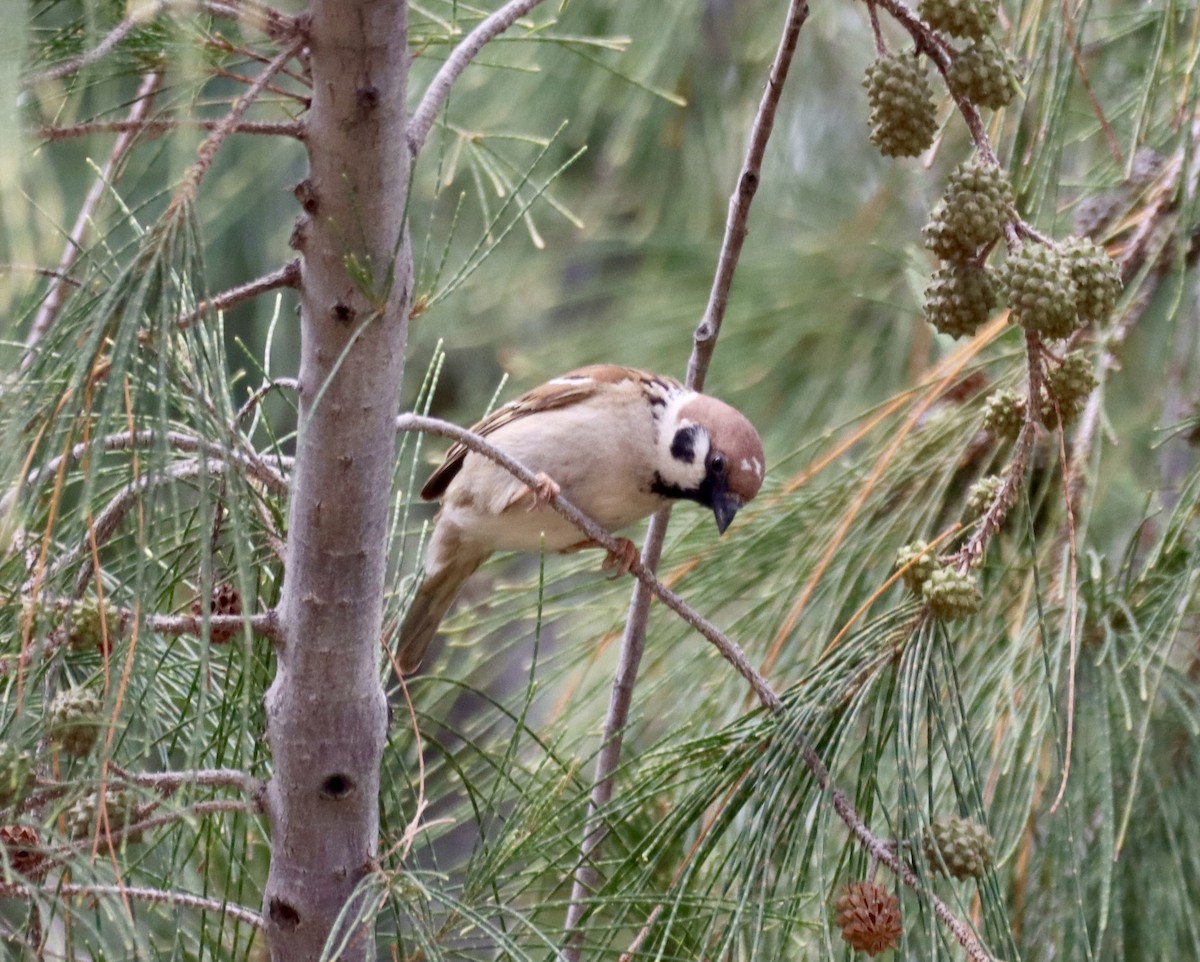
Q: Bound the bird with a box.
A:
[395,364,765,673]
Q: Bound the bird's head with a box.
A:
[653,393,765,534]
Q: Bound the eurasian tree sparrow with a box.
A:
[396,364,765,673]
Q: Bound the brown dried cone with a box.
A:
[0,825,47,880]
[191,583,243,644]
[834,881,903,956]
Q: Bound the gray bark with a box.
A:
[262,1,411,958]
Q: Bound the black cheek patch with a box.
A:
[671,425,699,464]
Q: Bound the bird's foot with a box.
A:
[563,537,638,576]
[605,538,641,577]
[526,472,561,511]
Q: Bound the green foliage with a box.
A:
[4,0,1200,959]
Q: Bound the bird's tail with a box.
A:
[395,555,485,675]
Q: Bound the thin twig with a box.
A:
[407,0,547,156]
[236,377,300,421]
[38,118,305,141]
[0,881,264,929]
[0,604,279,678]
[565,1,810,953]
[688,0,810,390]
[952,329,1044,569]
[394,414,780,710]
[75,798,259,850]
[168,258,301,336]
[24,72,163,364]
[108,767,262,795]
[870,0,997,165]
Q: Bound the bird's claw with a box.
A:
[561,537,640,578]
[526,472,561,511]
[601,537,639,578]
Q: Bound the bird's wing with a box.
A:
[419,365,657,501]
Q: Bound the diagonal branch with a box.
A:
[407,0,548,156]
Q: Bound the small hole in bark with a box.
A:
[320,773,355,799]
[269,897,300,929]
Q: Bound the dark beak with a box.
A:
[712,491,743,535]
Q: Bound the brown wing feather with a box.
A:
[419,366,647,501]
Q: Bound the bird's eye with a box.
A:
[711,454,726,473]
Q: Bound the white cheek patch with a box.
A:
[741,457,764,479]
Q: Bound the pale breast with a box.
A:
[442,390,668,552]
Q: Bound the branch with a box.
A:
[688,0,810,390]
[16,767,261,817]
[0,881,263,929]
[147,609,280,644]
[38,118,305,141]
[813,747,994,962]
[75,798,259,850]
[106,767,262,796]
[236,377,300,422]
[407,0,547,156]
[398,414,995,958]
[24,72,163,364]
[565,0,810,954]
[394,414,780,711]
[166,259,301,337]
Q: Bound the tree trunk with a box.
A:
[262,1,410,958]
